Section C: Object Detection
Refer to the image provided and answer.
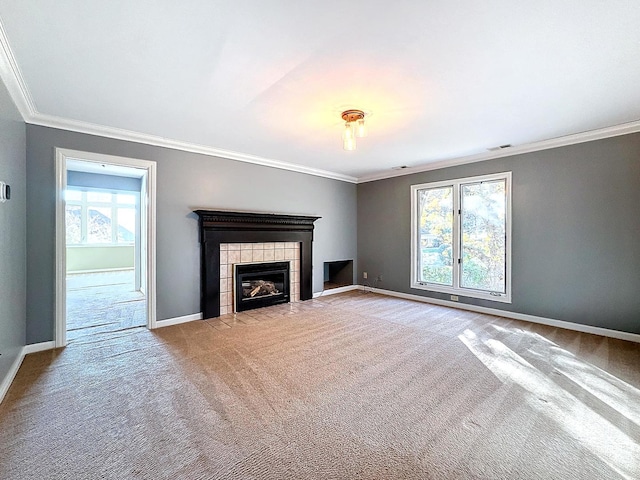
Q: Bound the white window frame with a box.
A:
[65,186,138,246]
[410,171,512,303]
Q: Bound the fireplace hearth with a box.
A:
[195,210,320,318]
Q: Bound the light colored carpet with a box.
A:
[66,270,146,341]
[1,292,639,479]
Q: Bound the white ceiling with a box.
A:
[1,1,640,182]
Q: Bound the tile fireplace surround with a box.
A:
[220,242,300,315]
[195,210,320,319]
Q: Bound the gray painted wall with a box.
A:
[26,125,357,343]
[0,78,26,382]
[358,134,640,335]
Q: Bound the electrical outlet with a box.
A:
[363,272,368,279]
[450,295,459,301]
[376,275,383,282]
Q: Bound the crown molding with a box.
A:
[0,19,357,184]
[27,111,640,187]
[0,17,37,120]
[29,113,359,183]
[2,17,638,186]
[357,119,640,183]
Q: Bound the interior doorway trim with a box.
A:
[55,148,157,347]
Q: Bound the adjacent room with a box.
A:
[64,160,148,342]
[0,2,639,479]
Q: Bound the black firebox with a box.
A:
[234,262,290,312]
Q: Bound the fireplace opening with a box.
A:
[234,261,290,313]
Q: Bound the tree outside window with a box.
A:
[411,172,511,303]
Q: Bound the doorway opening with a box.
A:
[55,149,157,347]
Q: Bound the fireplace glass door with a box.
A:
[234,262,290,312]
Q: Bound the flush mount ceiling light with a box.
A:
[341,109,366,151]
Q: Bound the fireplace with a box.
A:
[235,261,290,312]
[220,243,300,315]
[195,210,320,318]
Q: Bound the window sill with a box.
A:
[411,282,512,304]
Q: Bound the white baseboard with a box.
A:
[0,347,26,405]
[155,312,203,328]
[362,286,640,344]
[24,341,56,354]
[1,341,57,405]
[314,285,359,298]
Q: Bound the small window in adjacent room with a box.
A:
[411,172,511,303]
[65,187,137,246]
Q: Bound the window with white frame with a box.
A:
[65,188,137,245]
[411,172,511,303]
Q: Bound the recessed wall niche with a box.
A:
[323,260,353,291]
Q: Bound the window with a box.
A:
[65,188,137,245]
[411,172,511,303]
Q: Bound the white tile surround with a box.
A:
[219,242,301,315]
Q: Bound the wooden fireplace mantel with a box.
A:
[194,210,321,319]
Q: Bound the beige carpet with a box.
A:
[1,292,639,479]
[66,271,146,340]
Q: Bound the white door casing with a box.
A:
[54,148,157,347]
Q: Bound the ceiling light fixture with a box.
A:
[341,110,366,151]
